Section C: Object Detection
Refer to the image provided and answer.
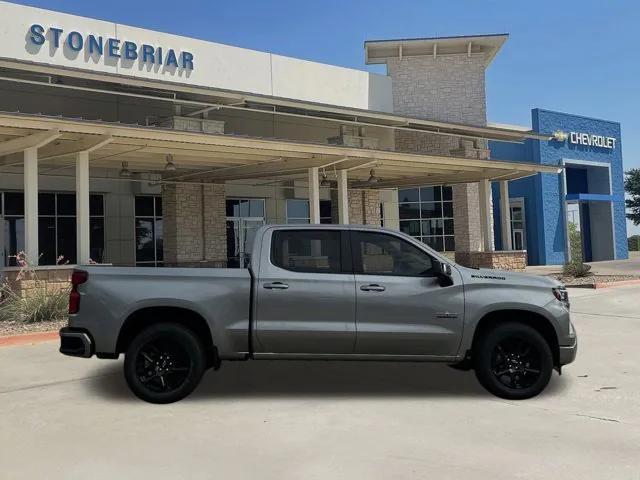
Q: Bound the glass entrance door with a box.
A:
[225,198,266,268]
[510,200,526,250]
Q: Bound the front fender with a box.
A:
[457,287,565,358]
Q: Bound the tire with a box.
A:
[124,323,206,404]
[473,322,553,400]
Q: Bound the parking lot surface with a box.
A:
[1,286,639,479]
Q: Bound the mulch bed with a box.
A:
[550,274,640,287]
[0,318,67,337]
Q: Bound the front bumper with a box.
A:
[59,327,93,358]
[559,337,578,366]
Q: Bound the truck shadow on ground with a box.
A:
[88,360,570,402]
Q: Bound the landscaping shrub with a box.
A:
[0,251,69,323]
[563,222,592,278]
[0,283,69,323]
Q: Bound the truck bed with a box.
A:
[70,266,252,357]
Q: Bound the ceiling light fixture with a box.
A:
[320,171,331,187]
[164,154,176,171]
[367,169,379,184]
[119,161,132,178]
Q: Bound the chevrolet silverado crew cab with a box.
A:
[60,225,577,404]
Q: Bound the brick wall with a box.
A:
[203,184,227,263]
[386,53,491,256]
[3,266,73,297]
[347,190,381,225]
[455,250,528,272]
[162,182,227,266]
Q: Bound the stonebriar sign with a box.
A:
[28,24,194,70]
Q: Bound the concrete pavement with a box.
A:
[1,286,639,479]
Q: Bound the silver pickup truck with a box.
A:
[60,224,577,403]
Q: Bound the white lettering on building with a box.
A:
[569,132,616,149]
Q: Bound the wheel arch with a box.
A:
[471,309,560,367]
[116,306,218,367]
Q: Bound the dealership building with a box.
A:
[0,1,628,280]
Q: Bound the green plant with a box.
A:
[629,235,640,252]
[0,251,69,323]
[0,283,69,323]
[563,222,592,278]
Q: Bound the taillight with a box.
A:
[69,270,88,314]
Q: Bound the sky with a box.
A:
[14,0,640,235]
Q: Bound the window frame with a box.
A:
[134,195,163,267]
[398,186,455,252]
[350,230,439,278]
[270,229,351,274]
[1,191,105,266]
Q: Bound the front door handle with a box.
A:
[264,282,289,290]
[360,284,386,292]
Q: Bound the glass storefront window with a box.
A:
[2,192,105,266]
[135,196,163,266]
[285,199,332,224]
[398,186,455,252]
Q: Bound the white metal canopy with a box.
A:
[0,112,560,188]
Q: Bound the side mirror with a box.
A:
[433,261,454,287]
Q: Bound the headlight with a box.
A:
[552,287,569,306]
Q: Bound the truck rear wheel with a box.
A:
[124,323,206,404]
[474,322,553,400]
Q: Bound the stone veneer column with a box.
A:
[347,190,381,225]
[162,182,227,266]
[385,54,490,263]
[203,183,227,264]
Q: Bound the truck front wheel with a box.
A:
[474,322,553,400]
[124,323,206,404]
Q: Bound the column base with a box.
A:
[454,251,528,271]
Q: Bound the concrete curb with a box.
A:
[0,331,58,347]
[566,279,640,290]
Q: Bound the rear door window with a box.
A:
[271,230,342,274]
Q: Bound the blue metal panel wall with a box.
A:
[533,109,627,262]
[490,108,627,265]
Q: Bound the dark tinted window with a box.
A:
[38,193,55,215]
[57,217,77,263]
[135,218,155,262]
[90,194,104,216]
[398,188,419,202]
[226,199,264,217]
[38,217,56,265]
[90,217,105,263]
[272,230,341,274]
[154,197,162,217]
[57,194,76,215]
[4,192,24,215]
[135,196,155,216]
[353,232,434,276]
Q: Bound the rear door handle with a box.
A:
[264,282,289,290]
[360,284,386,292]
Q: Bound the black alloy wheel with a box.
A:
[490,337,542,390]
[135,339,191,393]
[474,322,553,400]
[124,323,206,404]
